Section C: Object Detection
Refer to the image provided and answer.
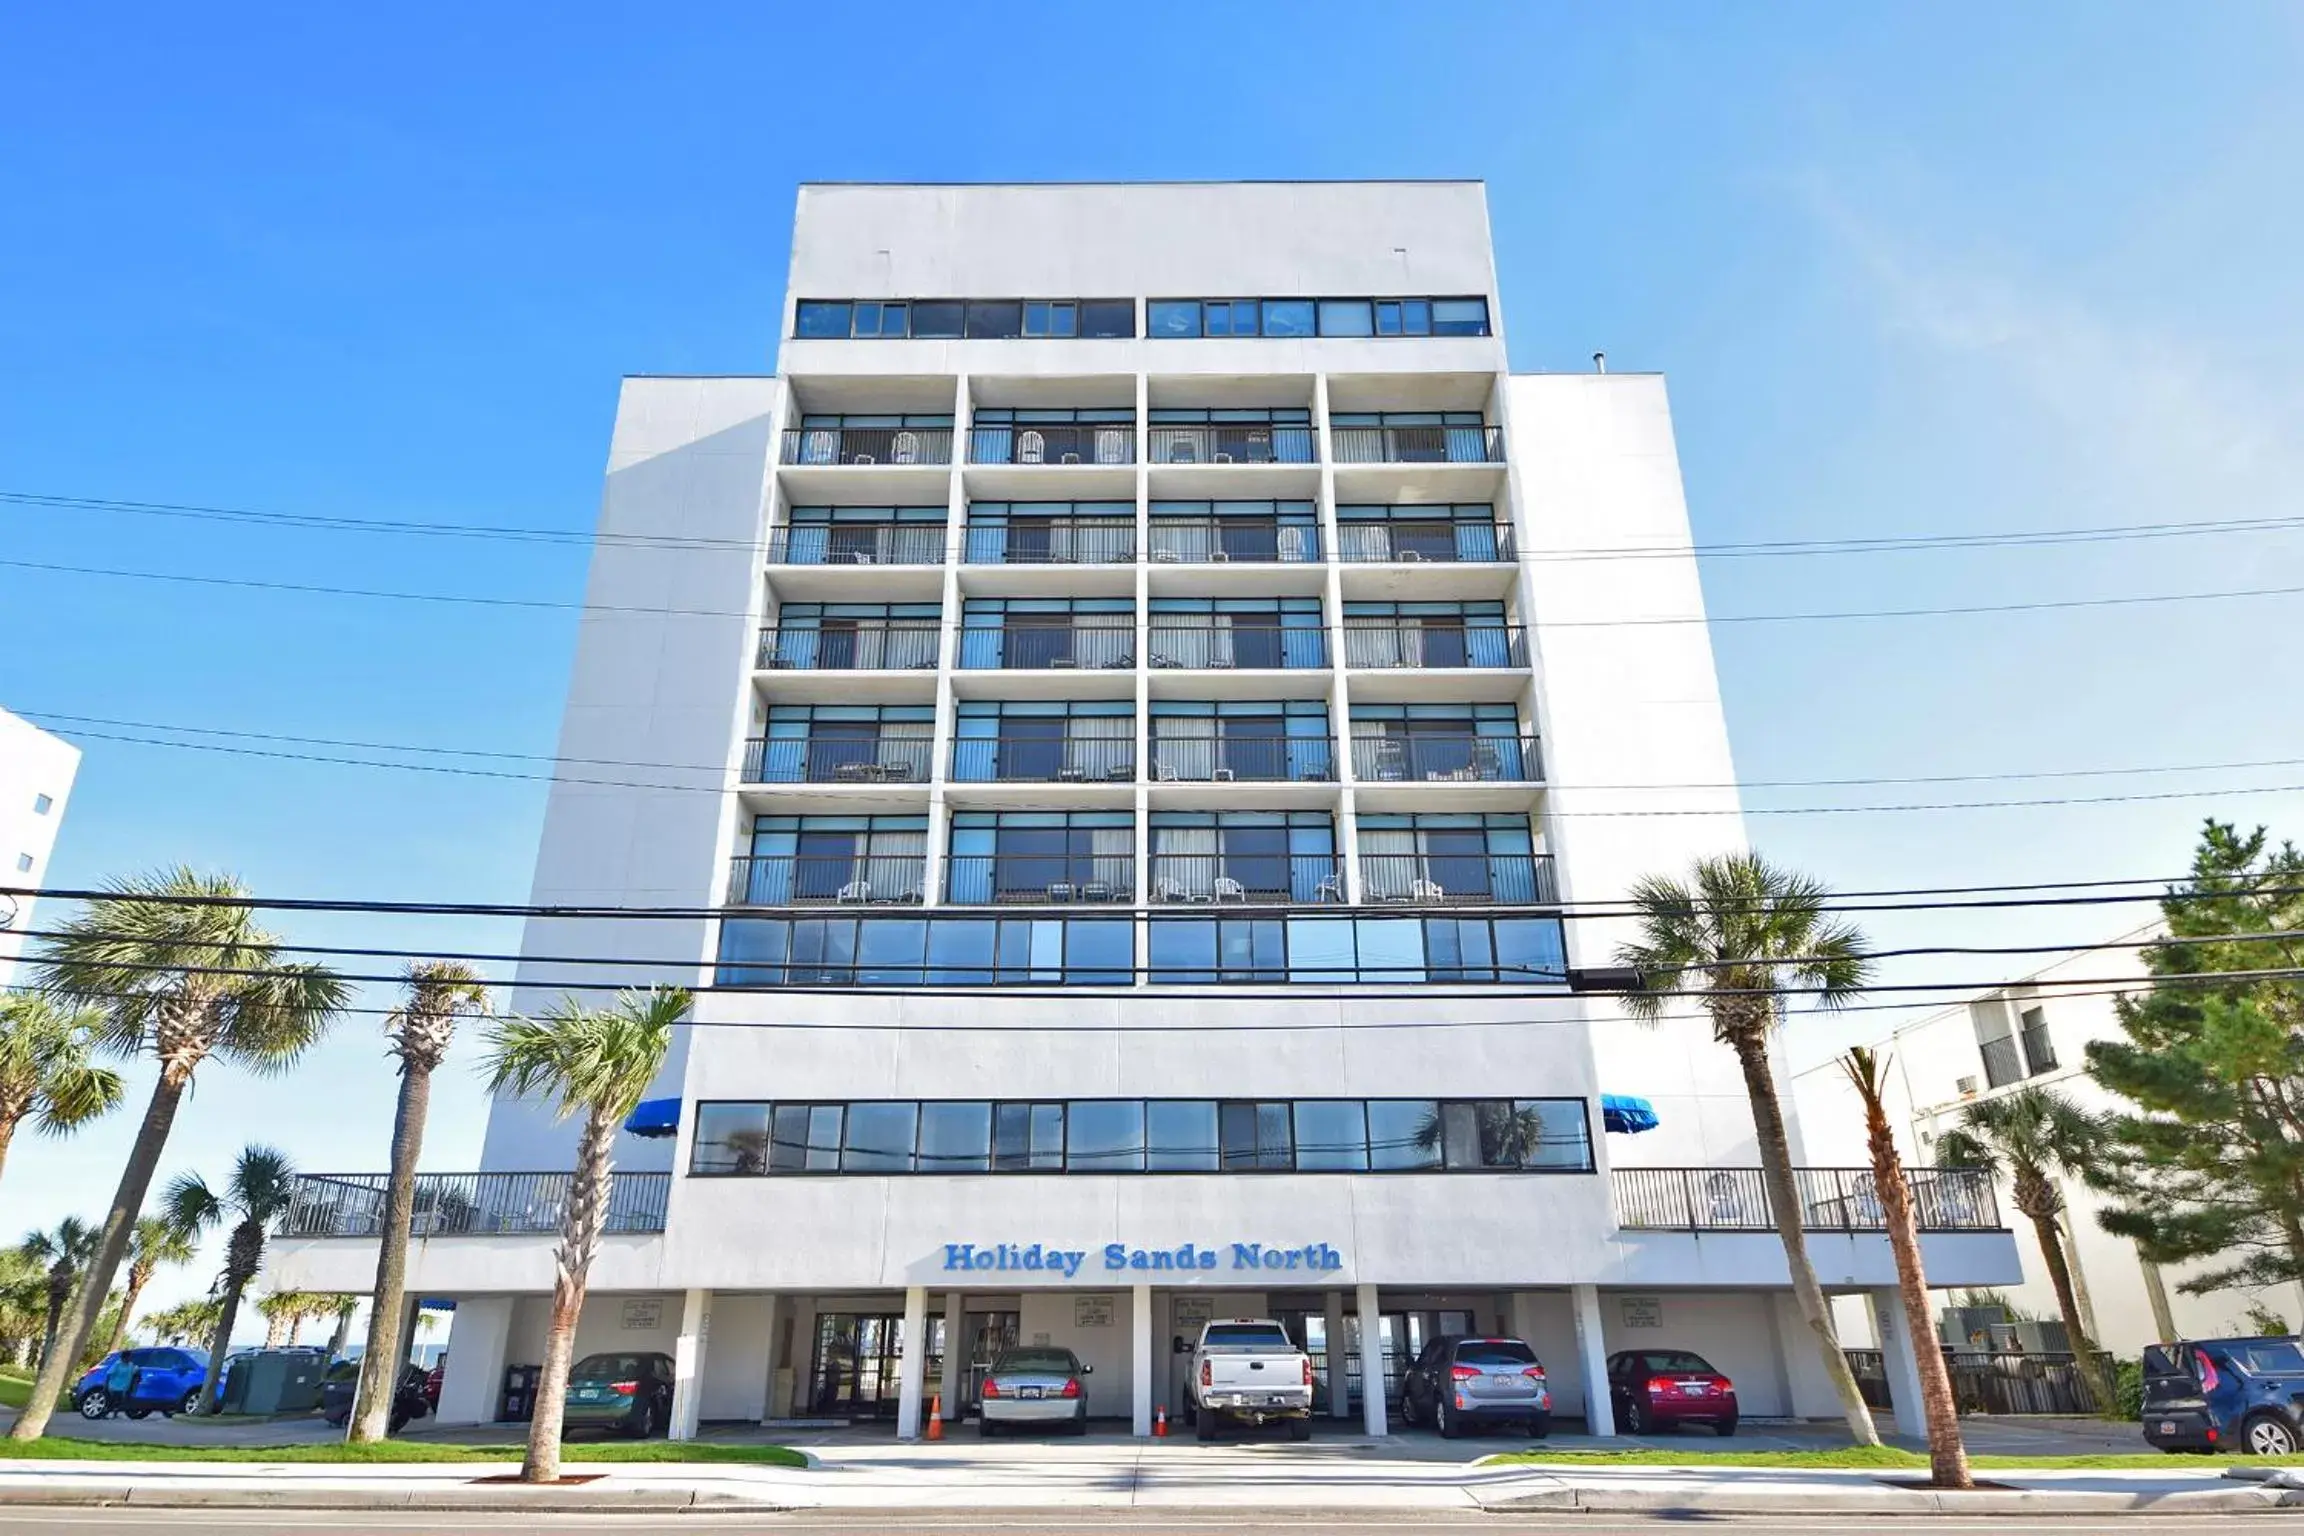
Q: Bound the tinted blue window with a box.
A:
[1149,919,1217,983]
[1066,919,1134,984]
[1494,917,1567,984]
[1431,298,1490,336]
[796,301,851,338]
[1262,300,1314,337]
[1317,299,1374,337]
[1148,300,1202,338]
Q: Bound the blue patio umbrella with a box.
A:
[625,1098,681,1138]
[1602,1095,1660,1134]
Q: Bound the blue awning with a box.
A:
[625,1098,681,1138]
[1602,1095,1660,1134]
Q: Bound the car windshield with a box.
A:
[992,1349,1078,1374]
[570,1354,651,1382]
[2232,1341,2304,1374]
[1455,1340,1537,1367]
[1203,1324,1294,1350]
[1642,1352,1717,1374]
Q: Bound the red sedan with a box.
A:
[1606,1349,1738,1436]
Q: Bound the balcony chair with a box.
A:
[1153,876,1190,903]
[1154,760,1180,782]
[836,880,872,905]
[892,430,920,465]
[1096,429,1129,464]
[1016,430,1046,465]
[1167,439,1197,463]
[1314,875,1345,903]
[1213,877,1247,903]
[1410,878,1446,903]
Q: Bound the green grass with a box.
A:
[0,1436,807,1466]
[1478,1445,2304,1471]
[0,1369,30,1411]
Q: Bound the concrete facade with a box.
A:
[0,708,80,990]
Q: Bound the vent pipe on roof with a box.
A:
[1592,352,1607,374]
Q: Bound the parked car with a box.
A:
[1400,1335,1552,1438]
[978,1346,1092,1436]
[318,1358,431,1432]
[562,1350,676,1438]
[1606,1349,1738,1436]
[1176,1319,1314,1441]
[2143,1336,2304,1456]
[425,1355,445,1410]
[72,1347,211,1420]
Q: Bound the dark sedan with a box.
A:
[1607,1348,1738,1436]
[562,1350,675,1438]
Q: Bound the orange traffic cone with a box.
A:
[1154,1405,1168,1437]
[927,1393,944,1440]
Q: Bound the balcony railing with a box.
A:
[767,525,948,566]
[969,424,1137,466]
[2021,1022,2059,1075]
[742,735,934,784]
[1611,1166,2003,1232]
[1351,734,1542,783]
[958,623,1135,670]
[1332,425,1504,465]
[1147,425,1317,465]
[782,427,955,467]
[1147,519,1320,564]
[951,734,1137,783]
[1335,522,1514,564]
[1357,853,1558,907]
[1148,735,1335,783]
[1147,625,1327,670]
[963,523,1136,565]
[1341,623,1529,668]
[1149,853,1344,905]
[757,623,943,671]
[944,855,1136,905]
[726,854,927,906]
[278,1172,671,1239]
[1979,1035,2024,1089]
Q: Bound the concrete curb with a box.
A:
[0,1486,796,1513]
[1480,1484,2297,1514]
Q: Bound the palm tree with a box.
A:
[323,1293,358,1359]
[482,987,686,1482]
[106,1215,197,1357]
[163,1144,299,1413]
[1936,1087,2112,1409]
[6,869,347,1441]
[0,996,125,1191]
[143,1297,221,1348]
[351,961,491,1443]
[20,1217,99,1371]
[0,1247,46,1365]
[1842,1047,1970,1487]
[1617,850,1881,1445]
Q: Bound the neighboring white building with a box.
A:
[0,708,80,990]
[1794,927,2297,1356]
[267,181,2018,1441]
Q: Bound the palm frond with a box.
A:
[227,1145,299,1220]
[1614,851,1874,1026]
[160,1171,224,1239]
[481,987,688,1123]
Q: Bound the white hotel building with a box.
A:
[269,182,2018,1440]
[0,706,80,991]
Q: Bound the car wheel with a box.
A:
[181,1390,203,1416]
[77,1390,109,1420]
[1400,1391,1421,1428]
[979,1418,996,1438]
[1196,1407,1216,1441]
[2244,1414,2300,1457]
[1071,1405,1089,1437]
[1715,1416,1738,1438]
[1182,1399,1197,1427]
[1529,1411,1551,1439]
[1288,1417,1311,1442]
[1436,1397,1461,1439]
[1622,1397,1648,1435]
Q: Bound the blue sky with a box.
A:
[3,1,2301,1320]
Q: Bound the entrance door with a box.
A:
[1272,1308,1334,1408]
[963,1310,1020,1413]
[1344,1309,1477,1409]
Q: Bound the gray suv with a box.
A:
[1400,1335,1552,1437]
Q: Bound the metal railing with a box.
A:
[1335,521,1514,563]
[968,424,1137,465]
[1148,735,1336,782]
[1147,625,1326,669]
[741,735,935,784]
[957,623,1135,670]
[962,523,1137,565]
[757,623,943,671]
[1332,424,1504,465]
[943,855,1136,905]
[1351,734,1542,783]
[782,427,955,467]
[2020,1023,2058,1075]
[766,525,948,566]
[278,1172,671,1238]
[1979,1035,2025,1089]
[1356,853,1559,907]
[1847,1348,2114,1417]
[1147,425,1317,465]
[1341,623,1529,668]
[950,734,1137,783]
[725,854,928,906]
[1146,519,1321,564]
[1149,853,1344,905]
[1611,1166,2003,1232]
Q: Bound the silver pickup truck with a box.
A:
[1177,1318,1314,1440]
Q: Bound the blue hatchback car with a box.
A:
[72,1347,211,1420]
[2142,1337,2304,1456]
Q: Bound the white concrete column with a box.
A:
[1871,1288,1928,1440]
[435,1297,512,1426]
[670,1287,711,1440]
[1355,1282,1386,1437]
[941,1293,965,1422]
[895,1285,928,1440]
[758,1293,784,1422]
[1323,1291,1350,1418]
[1570,1283,1613,1436]
[1131,1284,1153,1436]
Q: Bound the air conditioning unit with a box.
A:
[1955,1076,1979,1097]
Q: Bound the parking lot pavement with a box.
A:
[0,1408,345,1449]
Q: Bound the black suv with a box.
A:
[2143,1336,2304,1456]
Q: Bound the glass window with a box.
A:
[1220,1101,1292,1170]
[1147,1100,1219,1170]
[1367,1100,1442,1170]
[1439,1101,1483,1169]
[965,300,1024,339]
[1261,299,1314,337]
[1431,298,1490,336]
[1067,919,1134,985]
[995,1102,1064,1171]
[1293,1101,1369,1171]
[795,301,851,338]
[911,300,964,338]
[1067,1101,1146,1171]
[1513,1099,1592,1170]
[842,1102,918,1172]
[1023,301,1076,338]
[918,1101,992,1172]
[1149,919,1217,984]
[1148,300,1202,338]
[691,1102,772,1175]
[1402,299,1432,335]
[1317,299,1374,337]
[771,1104,842,1171]
[873,302,909,337]
[1079,299,1135,338]
[1375,301,1403,337]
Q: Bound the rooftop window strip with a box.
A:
[972,408,1136,424]
[798,414,955,429]
[1148,407,1313,425]
[794,298,1136,340]
[1145,296,1489,340]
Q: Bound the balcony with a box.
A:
[963,523,1136,565]
[278,1172,671,1239]
[782,426,955,467]
[1336,521,1513,564]
[1146,425,1316,465]
[1149,853,1344,905]
[1979,1035,2024,1090]
[1147,625,1326,670]
[944,855,1136,905]
[1358,853,1558,906]
[952,734,1137,783]
[1147,519,1320,564]
[757,623,942,671]
[968,423,1136,466]
[1332,424,1503,465]
[1341,624,1529,669]
[767,525,948,566]
[1611,1167,2003,1233]
[1149,735,1335,783]
[1351,734,1542,783]
[742,735,934,784]
[959,622,1134,670]
[726,854,927,906]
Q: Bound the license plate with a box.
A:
[1263,1394,1294,1406]
[1018,1387,1044,1400]
[577,1388,603,1402]
[1683,1382,1711,1394]
[1492,1375,1520,1388]
[2161,1421,2176,1435]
